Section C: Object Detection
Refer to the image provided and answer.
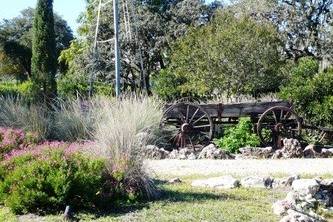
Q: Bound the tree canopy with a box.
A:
[0,7,73,81]
[154,12,285,100]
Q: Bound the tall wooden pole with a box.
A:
[113,0,121,97]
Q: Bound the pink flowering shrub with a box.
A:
[3,140,94,162]
[0,127,39,159]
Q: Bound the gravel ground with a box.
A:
[145,159,333,177]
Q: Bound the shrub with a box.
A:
[0,81,34,102]
[279,57,333,128]
[215,117,260,153]
[0,127,39,159]
[0,150,105,214]
[93,95,162,199]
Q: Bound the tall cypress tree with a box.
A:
[31,0,57,103]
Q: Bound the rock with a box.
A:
[191,176,240,189]
[168,178,182,184]
[188,153,196,160]
[273,175,300,188]
[145,145,169,159]
[198,144,233,159]
[272,149,284,159]
[239,147,273,159]
[273,200,293,216]
[321,148,333,158]
[168,149,179,159]
[282,175,301,187]
[240,176,274,189]
[18,214,43,222]
[292,179,320,196]
[280,138,303,158]
[279,209,323,222]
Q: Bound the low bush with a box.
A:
[0,127,38,159]
[0,81,34,102]
[0,150,106,214]
[214,117,260,153]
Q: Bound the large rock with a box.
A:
[280,209,325,222]
[273,175,300,188]
[239,147,273,159]
[191,176,240,189]
[145,145,169,159]
[273,200,293,216]
[280,138,303,158]
[292,179,320,196]
[198,144,233,159]
[240,176,274,189]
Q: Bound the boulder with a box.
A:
[145,145,169,159]
[187,153,197,160]
[273,175,300,188]
[168,149,179,159]
[292,179,320,196]
[280,138,303,158]
[279,209,325,222]
[198,144,233,159]
[168,178,182,184]
[191,176,240,189]
[273,200,293,216]
[240,176,274,189]
[239,147,273,159]
[178,148,191,160]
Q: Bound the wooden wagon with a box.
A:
[160,100,303,148]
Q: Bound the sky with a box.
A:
[0,0,87,35]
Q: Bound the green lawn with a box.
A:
[0,180,285,222]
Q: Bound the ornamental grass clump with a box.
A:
[93,95,162,199]
[51,98,97,141]
[0,97,49,140]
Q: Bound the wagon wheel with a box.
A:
[160,103,214,148]
[257,106,302,148]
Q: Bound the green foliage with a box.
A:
[279,57,333,127]
[152,69,191,101]
[0,150,106,214]
[31,0,57,103]
[164,11,284,98]
[215,118,260,153]
[0,7,73,79]
[0,81,34,101]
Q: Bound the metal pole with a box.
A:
[113,0,121,97]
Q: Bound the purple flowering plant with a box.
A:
[0,127,39,159]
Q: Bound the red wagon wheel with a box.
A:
[257,106,302,148]
[160,103,214,148]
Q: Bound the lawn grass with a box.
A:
[0,181,285,222]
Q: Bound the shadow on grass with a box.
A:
[73,179,245,220]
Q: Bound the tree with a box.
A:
[156,12,284,99]
[59,0,222,96]
[230,0,333,62]
[280,57,333,128]
[0,8,73,81]
[31,0,57,102]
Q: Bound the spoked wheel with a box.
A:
[160,103,214,148]
[257,106,302,148]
